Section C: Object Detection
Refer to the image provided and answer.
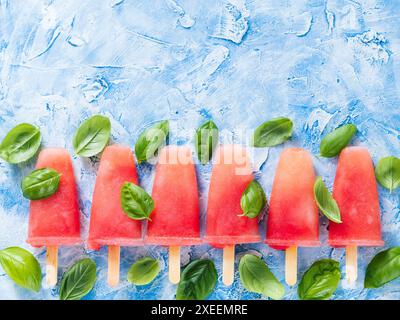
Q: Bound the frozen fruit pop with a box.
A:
[88,145,143,286]
[146,145,201,283]
[205,144,261,285]
[329,146,383,282]
[27,148,81,286]
[266,148,319,285]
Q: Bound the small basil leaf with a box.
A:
[0,123,41,164]
[319,124,357,158]
[364,247,400,288]
[135,120,169,163]
[59,258,97,300]
[240,181,267,218]
[375,156,400,192]
[0,247,42,292]
[121,182,154,220]
[195,120,219,164]
[73,115,111,157]
[127,257,160,286]
[239,254,285,300]
[21,168,61,200]
[313,177,341,223]
[176,259,217,300]
[298,259,341,300]
[253,117,293,147]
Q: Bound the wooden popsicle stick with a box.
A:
[222,245,235,286]
[346,245,358,282]
[108,245,120,287]
[285,246,298,286]
[169,246,181,284]
[46,246,58,287]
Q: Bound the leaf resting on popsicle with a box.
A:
[240,180,267,218]
[121,182,154,220]
[319,124,357,158]
[21,168,61,200]
[313,177,341,223]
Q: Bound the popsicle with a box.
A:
[329,146,383,282]
[146,145,201,284]
[88,145,143,286]
[266,148,320,285]
[27,148,81,287]
[205,144,261,286]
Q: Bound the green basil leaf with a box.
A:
[0,247,42,292]
[135,120,169,163]
[240,181,267,218]
[21,168,61,200]
[364,247,400,288]
[0,123,41,164]
[127,257,160,286]
[319,124,357,158]
[313,177,341,223]
[253,117,293,147]
[375,156,400,192]
[121,182,154,220]
[59,258,97,300]
[176,259,217,300]
[239,254,285,300]
[298,259,341,300]
[195,120,219,164]
[73,115,111,157]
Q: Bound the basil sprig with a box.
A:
[319,124,357,158]
[0,247,42,292]
[60,258,97,300]
[73,115,111,157]
[298,259,341,300]
[127,257,160,286]
[121,182,154,220]
[135,120,169,163]
[195,120,219,164]
[364,247,400,288]
[0,123,41,164]
[239,254,285,300]
[253,117,293,147]
[375,156,400,192]
[176,259,217,300]
[240,181,267,218]
[21,168,61,200]
[313,177,341,223]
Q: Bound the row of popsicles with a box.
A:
[26,144,382,287]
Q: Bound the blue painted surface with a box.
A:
[0,0,399,300]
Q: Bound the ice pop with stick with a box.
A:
[205,145,261,286]
[329,147,383,282]
[27,148,81,287]
[146,146,201,284]
[88,145,143,286]
[266,148,320,286]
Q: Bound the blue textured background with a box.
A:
[0,0,399,300]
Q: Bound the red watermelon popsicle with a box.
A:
[266,148,319,285]
[329,146,383,282]
[205,144,261,285]
[27,148,81,286]
[88,145,143,286]
[146,145,201,283]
